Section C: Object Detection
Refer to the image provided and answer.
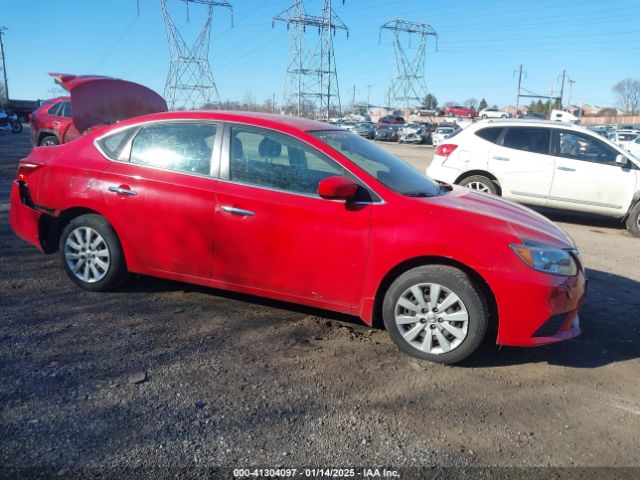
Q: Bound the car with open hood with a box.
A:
[10,111,586,364]
[29,73,167,146]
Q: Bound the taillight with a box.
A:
[17,162,45,182]
[435,144,458,157]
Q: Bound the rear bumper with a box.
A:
[426,157,462,183]
[9,181,44,251]
[483,266,586,347]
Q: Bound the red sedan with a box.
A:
[10,109,586,364]
[443,105,477,118]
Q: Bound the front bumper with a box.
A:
[480,265,587,347]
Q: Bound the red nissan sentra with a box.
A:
[10,76,586,364]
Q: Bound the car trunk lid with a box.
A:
[49,73,168,132]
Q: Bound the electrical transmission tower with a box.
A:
[161,0,232,110]
[0,27,8,108]
[274,0,348,119]
[380,19,437,112]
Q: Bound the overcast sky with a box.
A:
[3,0,640,108]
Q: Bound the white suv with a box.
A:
[426,120,640,236]
[479,107,510,119]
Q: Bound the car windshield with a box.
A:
[310,130,442,197]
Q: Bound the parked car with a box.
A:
[378,115,405,125]
[415,108,443,117]
[443,105,477,118]
[398,122,430,144]
[426,119,640,236]
[607,130,639,150]
[479,108,510,119]
[9,82,587,364]
[587,126,609,137]
[30,73,167,147]
[550,109,579,124]
[374,124,399,141]
[354,122,376,139]
[627,136,640,159]
[432,126,456,146]
[516,112,546,120]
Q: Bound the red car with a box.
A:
[30,73,167,147]
[9,82,586,364]
[443,105,477,118]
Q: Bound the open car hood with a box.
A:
[49,73,168,132]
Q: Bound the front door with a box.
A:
[548,129,637,216]
[101,121,220,278]
[488,126,554,205]
[212,125,372,308]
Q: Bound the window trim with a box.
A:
[47,102,62,116]
[93,119,223,180]
[219,122,384,204]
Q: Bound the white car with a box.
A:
[426,119,640,236]
[432,126,456,146]
[627,136,640,159]
[607,130,639,150]
[479,107,510,119]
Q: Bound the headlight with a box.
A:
[510,241,578,276]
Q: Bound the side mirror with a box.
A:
[616,154,629,166]
[318,176,358,201]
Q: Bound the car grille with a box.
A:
[532,314,567,337]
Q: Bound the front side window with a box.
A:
[229,127,347,195]
[311,130,442,197]
[501,127,550,155]
[556,130,618,165]
[129,122,217,176]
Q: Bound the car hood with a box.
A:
[49,73,168,132]
[429,186,575,249]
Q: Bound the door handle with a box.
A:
[108,186,137,196]
[492,156,510,161]
[52,121,60,126]
[557,166,576,172]
[221,206,255,217]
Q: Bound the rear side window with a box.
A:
[129,122,218,176]
[502,127,550,155]
[96,129,134,160]
[60,101,72,118]
[47,102,62,116]
[475,127,503,144]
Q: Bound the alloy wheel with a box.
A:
[64,227,111,283]
[394,282,469,355]
[466,181,491,193]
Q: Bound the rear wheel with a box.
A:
[11,121,23,133]
[383,265,488,364]
[467,112,473,118]
[459,175,498,195]
[39,135,59,147]
[481,114,488,119]
[59,214,129,291]
[626,202,640,237]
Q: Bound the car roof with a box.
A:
[108,110,342,133]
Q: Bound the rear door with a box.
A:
[100,121,221,278]
[548,129,637,216]
[488,126,554,205]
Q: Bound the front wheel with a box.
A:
[626,202,640,237]
[459,175,499,195]
[39,135,59,146]
[383,265,489,364]
[59,214,130,291]
[11,120,23,133]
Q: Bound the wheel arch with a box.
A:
[455,170,502,195]
[371,256,499,335]
[37,130,59,145]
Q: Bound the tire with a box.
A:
[11,121,23,134]
[467,113,473,118]
[501,114,507,119]
[383,265,489,365]
[459,175,498,195]
[39,135,59,146]
[59,214,130,291]
[481,114,488,119]
[626,202,640,237]
[447,111,453,117]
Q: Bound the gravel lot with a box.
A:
[1,129,639,476]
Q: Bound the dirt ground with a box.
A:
[1,129,639,476]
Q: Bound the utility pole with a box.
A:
[366,84,372,109]
[351,85,356,113]
[0,27,9,108]
[557,69,567,108]
[567,79,576,111]
[514,64,523,114]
